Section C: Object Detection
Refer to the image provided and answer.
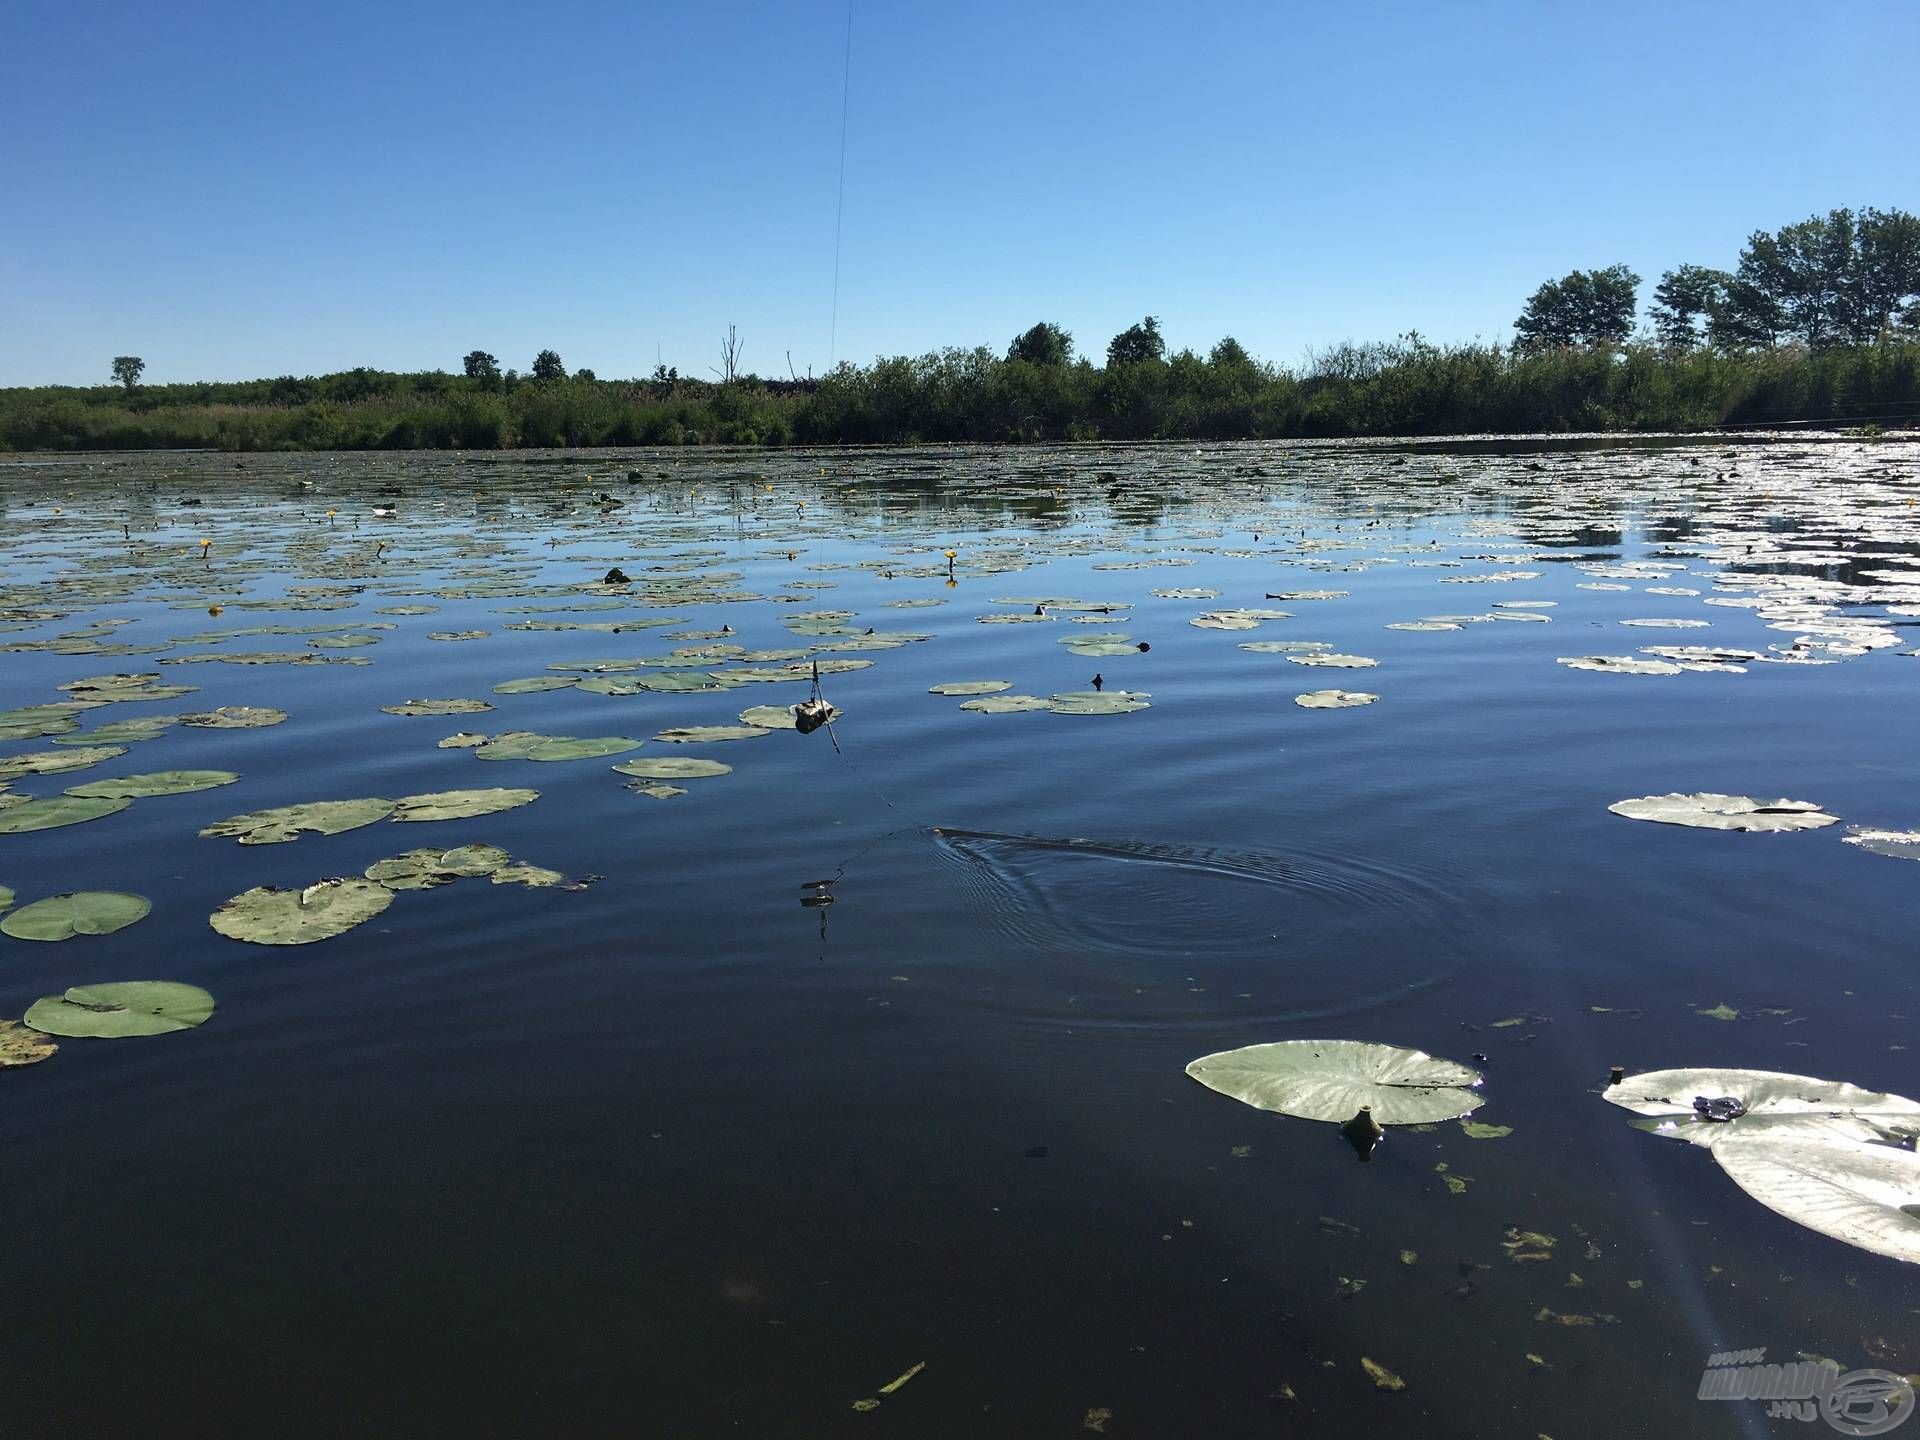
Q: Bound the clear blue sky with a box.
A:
[5,0,1916,386]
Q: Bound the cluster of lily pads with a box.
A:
[1186,1039,1918,1264]
[1607,790,1920,869]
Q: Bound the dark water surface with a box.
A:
[1,440,1916,1438]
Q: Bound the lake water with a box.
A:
[1,439,1916,1438]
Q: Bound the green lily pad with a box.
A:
[0,746,129,780]
[491,861,569,887]
[652,726,771,744]
[200,797,396,845]
[380,698,495,716]
[390,788,539,822]
[178,706,287,728]
[928,681,1013,696]
[1,890,151,941]
[0,1018,58,1067]
[472,732,644,761]
[958,694,1053,714]
[65,770,239,798]
[25,981,215,1037]
[611,758,732,780]
[210,878,394,944]
[0,885,11,911]
[0,795,132,833]
[628,783,686,799]
[366,845,510,890]
[1186,1039,1485,1125]
[491,677,579,694]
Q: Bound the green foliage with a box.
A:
[462,350,500,385]
[530,349,566,382]
[1107,316,1165,366]
[1007,322,1073,366]
[1513,266,1639,351]
[110,356,144,392]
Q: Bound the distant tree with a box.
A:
[1849,207,1920,342]
[573,367,596,382]
[1512,266,1640,351]
[111,356,144,392]
[711,325,744,384]
[1734,213,1856,348]
[650,364,679,398]
[531,349,566,382]
[1107,316,1165,366]
[1209,336,1252,366]
[503,368,521,390]
[1649,266,1729,350]
[463,350,500,382]
[1007,322,1074,366]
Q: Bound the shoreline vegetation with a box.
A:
[7,338,1917,453]
[10,205,1918,453]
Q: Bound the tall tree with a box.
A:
[530,349,566,382]
[1209,336,1252,366]
[1107,316,1165,366]
[1513,266,1640,351]
[1007,322,1074,366]
[463,350,500,381]
[1649,266,1730,350]
[1849,207,1920,342]
[1735,212,1856,348]
[110,356,144,392]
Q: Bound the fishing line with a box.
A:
[827,0,854,369]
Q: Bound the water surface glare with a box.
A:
[1,438,1917,1438]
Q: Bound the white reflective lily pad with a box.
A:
[1842,827,1920,862]
[928,681,1012,696]
[1295,689,1377,709]
[1607,793,1838,832]
[1186,1040,1485,1125]
[1603,1067,1920,1263]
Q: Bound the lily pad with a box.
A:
[652,726,771,744]
[1557,656,1684,675]
[472,732,643,761]
[491,676,579,695]
[65,770,239,798]
[611,758,733,780]
[1603,1067,1920,1263]
[0,1018,57,1067]
[366,845,510,890]
[0,795,132,833]
[928,681,1013,696]
[1294,689,1377,709]
[210,878,394,944]
[380,698,495,716]
[1185,1040,1485,1125]
[1288,653,1378,668]
[1607,793,1838,832]
[1046,691,1150,715]
[1,890,150,941]
[178,706,287,728]
[958,694,1054,714]
[1842,827,1920,862]
[200,797,396,845]
[390,788,539,822]
[0,746,129,780]
[24,981,215,1038]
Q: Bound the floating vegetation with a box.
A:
[1603,1068,1920,1263]
[611,757,732,780]
[1046,690,1150,715]
[1185,1040,1485,1126]
[24,981,214,1038]
[470,732,644,761]
[653,725,770,744]
[1557,656,1684,676]
[210,877,395,944]
[0,1018,58,1067]
[390,788,539,822]
[1607,794,1839,832]
[178,706,287,728]
[380,698,495,716]
[0,795,132,833]
[65,770,239,798]
[928,681,1012,696]
[201,798,395,844]
[1294,689,1377,709]
[1,890,150,942]
[958,694,1054,714]
[0,747,129,781]
[365,844,513,890]
[1841,827,1920,862]
[1288,653,1378,669]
